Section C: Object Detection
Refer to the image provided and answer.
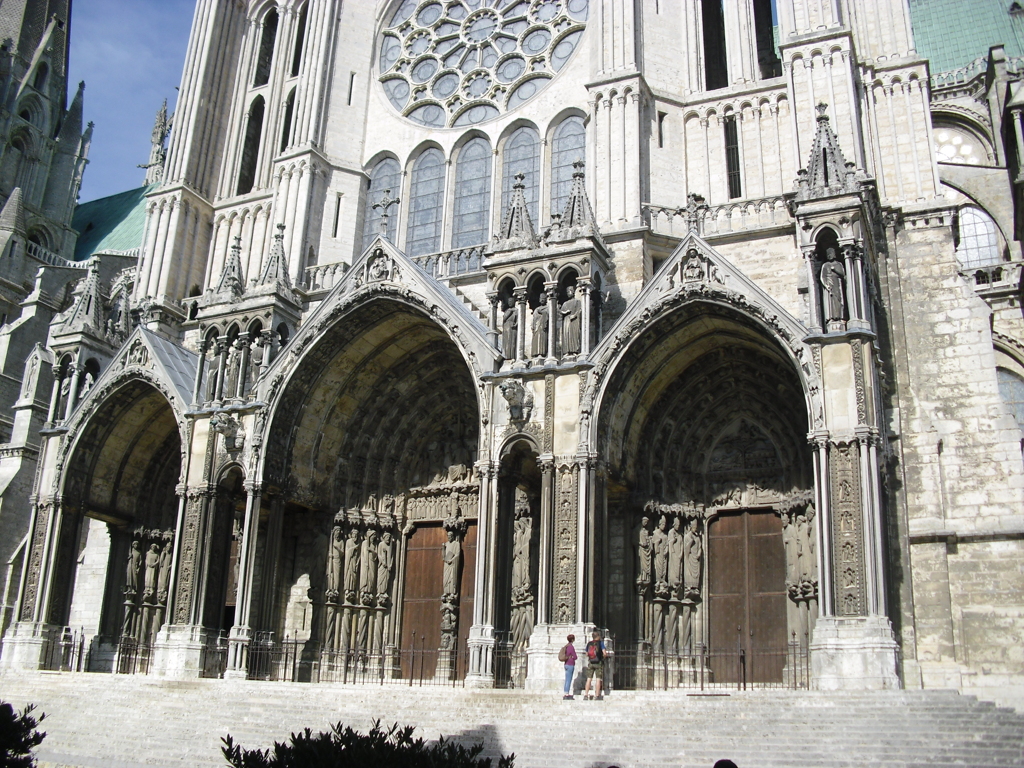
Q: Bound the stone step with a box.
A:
[3,672,1024,768]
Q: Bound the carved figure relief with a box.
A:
[830,443,864,616]
[343,527,361,603]
[636,515,653,587]
[499,378,533,423]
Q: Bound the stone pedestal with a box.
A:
[525,623,594,691]
[464,624,495,688]
[150,624,212,679]
[224,625,251,680]
[810,615,901,690]
[0,622,57,670]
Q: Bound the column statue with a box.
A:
[343,527,361,604]
[376,531,394,600]
[361,530,379,602]
[531,292,549,358]
[326,525,344,600]
[652,515,669,592]
[442,528,461,599]
[636,515,653,586]
[667,516,684,594]
[156,536,173,605]
[682,518,703,599]
[559,285,582,356]
[782,512,800,596]
[510,490,534,652]
[125,540,142,595]
[143,543,160,602]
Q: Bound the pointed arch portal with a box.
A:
[259,297,480,678]
[596,300,814,683]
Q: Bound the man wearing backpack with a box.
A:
[559,634,577,699]
[583,630,608,700]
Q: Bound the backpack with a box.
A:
[587,641,604,662]
[558,645,568,663]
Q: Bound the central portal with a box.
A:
[708,508,787,682]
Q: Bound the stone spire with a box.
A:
[0,188,27,234]
[215,236,245,296]
[258,223,291,288]
[547,160,600,243]
[495,172,537,247]
[56,81,84,149]
[794,104,859,199]
[141,100,171,186]
[60,259,105,335]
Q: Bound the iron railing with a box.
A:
[114,634,153,676]
[200,631,228,679]
[41,626,89,672]
[611,636,810,691]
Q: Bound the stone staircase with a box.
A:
[451,283,490,325]
[2,672,1023,768]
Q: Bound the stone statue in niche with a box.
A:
[143,543,160,602]
[531,291,549,358]
[125,540,141,595]
[819,246,847,324]
[343,527,361,604]
[81,371,95,398]
[501,296,518,360]
[682,249,705,282]
[559,285,582,356]
[796,509,816,590]
[327,524,344,600]
[636,515,653,587]
[667,516,684,594]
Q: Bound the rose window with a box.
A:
[379,0,589,128]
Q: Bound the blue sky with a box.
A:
[68,0,195,203]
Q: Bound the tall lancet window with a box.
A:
[550,116,585,216]
[361,157,401,251]
[452,138,492,248]
[237,96,265,195]
[291,3,308,77]
[501,127,539,224]
[253,9,279,87]
[407,148,445,256]
[280,88,295,152]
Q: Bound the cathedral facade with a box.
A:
[2,0,1024,697]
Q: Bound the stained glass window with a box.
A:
[407,149,445,256]
[501,127,539,225]
[452,138,492,248]
[361,158,401,252]
[550,116,585,216]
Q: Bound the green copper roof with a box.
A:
[909,0,1024,74]
[71,184,155,262]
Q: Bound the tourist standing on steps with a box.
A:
[559,634,577,699]
[583,630,609,700]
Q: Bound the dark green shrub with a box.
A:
[0,701,46,768]
[222,719,513,768]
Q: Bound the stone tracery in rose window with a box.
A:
[378,0,589,128]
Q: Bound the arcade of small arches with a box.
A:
[360,113,586,254]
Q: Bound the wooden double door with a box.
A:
[707,508,787,683]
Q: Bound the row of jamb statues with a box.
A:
[323,517,397,656]
[122,527,175,645]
